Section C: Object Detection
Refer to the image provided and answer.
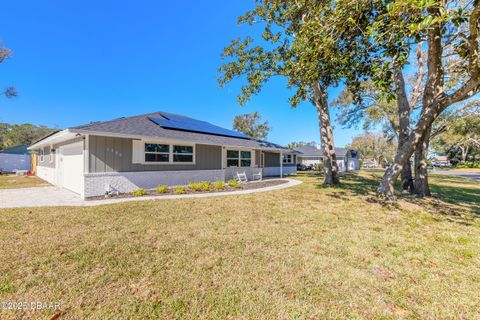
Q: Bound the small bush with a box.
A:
[213,181,225,190]
[227,179,241,188]
[313,162,324,171]
[174,187,186,194]
[155,185,168,193]
[456,162,480,169]
[188,181,212,192]
[132,189,147,197]
[188,182,204,192]
[200,181,212,191]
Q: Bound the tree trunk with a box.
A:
[401,161,414,194]
[414,127,432,197]
[313,83,340,185]
[377,8,444,200]
[460,146,469,162]
[393,67,414,194]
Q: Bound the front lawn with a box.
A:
[0,174,48,189]
[0,171,479,319]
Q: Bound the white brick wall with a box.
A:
[84,170,225,198]
[263,166,296,177]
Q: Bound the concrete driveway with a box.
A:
[0,186,87,208]
[433,170,480,181]
[0,179,302,208]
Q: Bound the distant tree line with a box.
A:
[0,123,56,150]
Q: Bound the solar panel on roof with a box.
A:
[148,114,251,139]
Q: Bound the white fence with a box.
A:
[0,154,30,172]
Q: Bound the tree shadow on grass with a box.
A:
[311,171,480,224]
[315,171,379,197]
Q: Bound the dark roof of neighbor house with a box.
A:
[0,145,29,155]
[68,111,291,151]
[294,145,349,157]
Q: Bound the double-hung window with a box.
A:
[143,143,194,163]
[173,145,194,163]
[145,143,170,162]
[283,154,293,164]
[226,150,252,167]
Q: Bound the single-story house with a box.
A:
[29,112,297,198]
[0,145,31,173]
[294,145,360,171]
[430,155,450,166]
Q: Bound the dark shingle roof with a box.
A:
[0,145,29,155]
[70,111,289,151]
[294,145,348,157]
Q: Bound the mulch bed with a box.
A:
[87,179,288,200]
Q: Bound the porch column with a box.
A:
[280,151,283,178]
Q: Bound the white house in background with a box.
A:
[0,145,30,173]
[294,145,360,171]
[29,111,297,198]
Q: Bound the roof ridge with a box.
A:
[72,111,192,129]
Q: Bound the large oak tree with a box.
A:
[218,0,374,185]
[372,1,480,199]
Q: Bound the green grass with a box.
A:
[0,171,479,319]
[0,174,48,189]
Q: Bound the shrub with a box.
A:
[456,162,480,169]
[132,189,147,197]
[227,179,241,188]
[313,162,324,171]
[155,185,168,193]
[188,182,204,192]
[174,187,186,194]
[213,181,225,190]
[188,181,212,192]
[200,181,212,191]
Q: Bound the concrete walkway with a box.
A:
[0,179,302,209]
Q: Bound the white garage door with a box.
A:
[59,142,84,196]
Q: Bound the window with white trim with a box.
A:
[173,145,194,163]
[145,143,169,162]
[226,150,252,167]
[143,143,195,164]
[40,149,45,162]
[283,154,293,164]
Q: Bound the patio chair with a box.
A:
[236,172,248,183]
[252,171,262,181]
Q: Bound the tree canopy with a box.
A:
[347,132,397,164]
[0,123,55,149]
[232,112,271,139]
[0,43,17,98]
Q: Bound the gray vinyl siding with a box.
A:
[88,136,222,173]
[37,137,84,168]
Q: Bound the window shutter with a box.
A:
[132,140,143,164]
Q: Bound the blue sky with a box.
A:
[0,0,363,147]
